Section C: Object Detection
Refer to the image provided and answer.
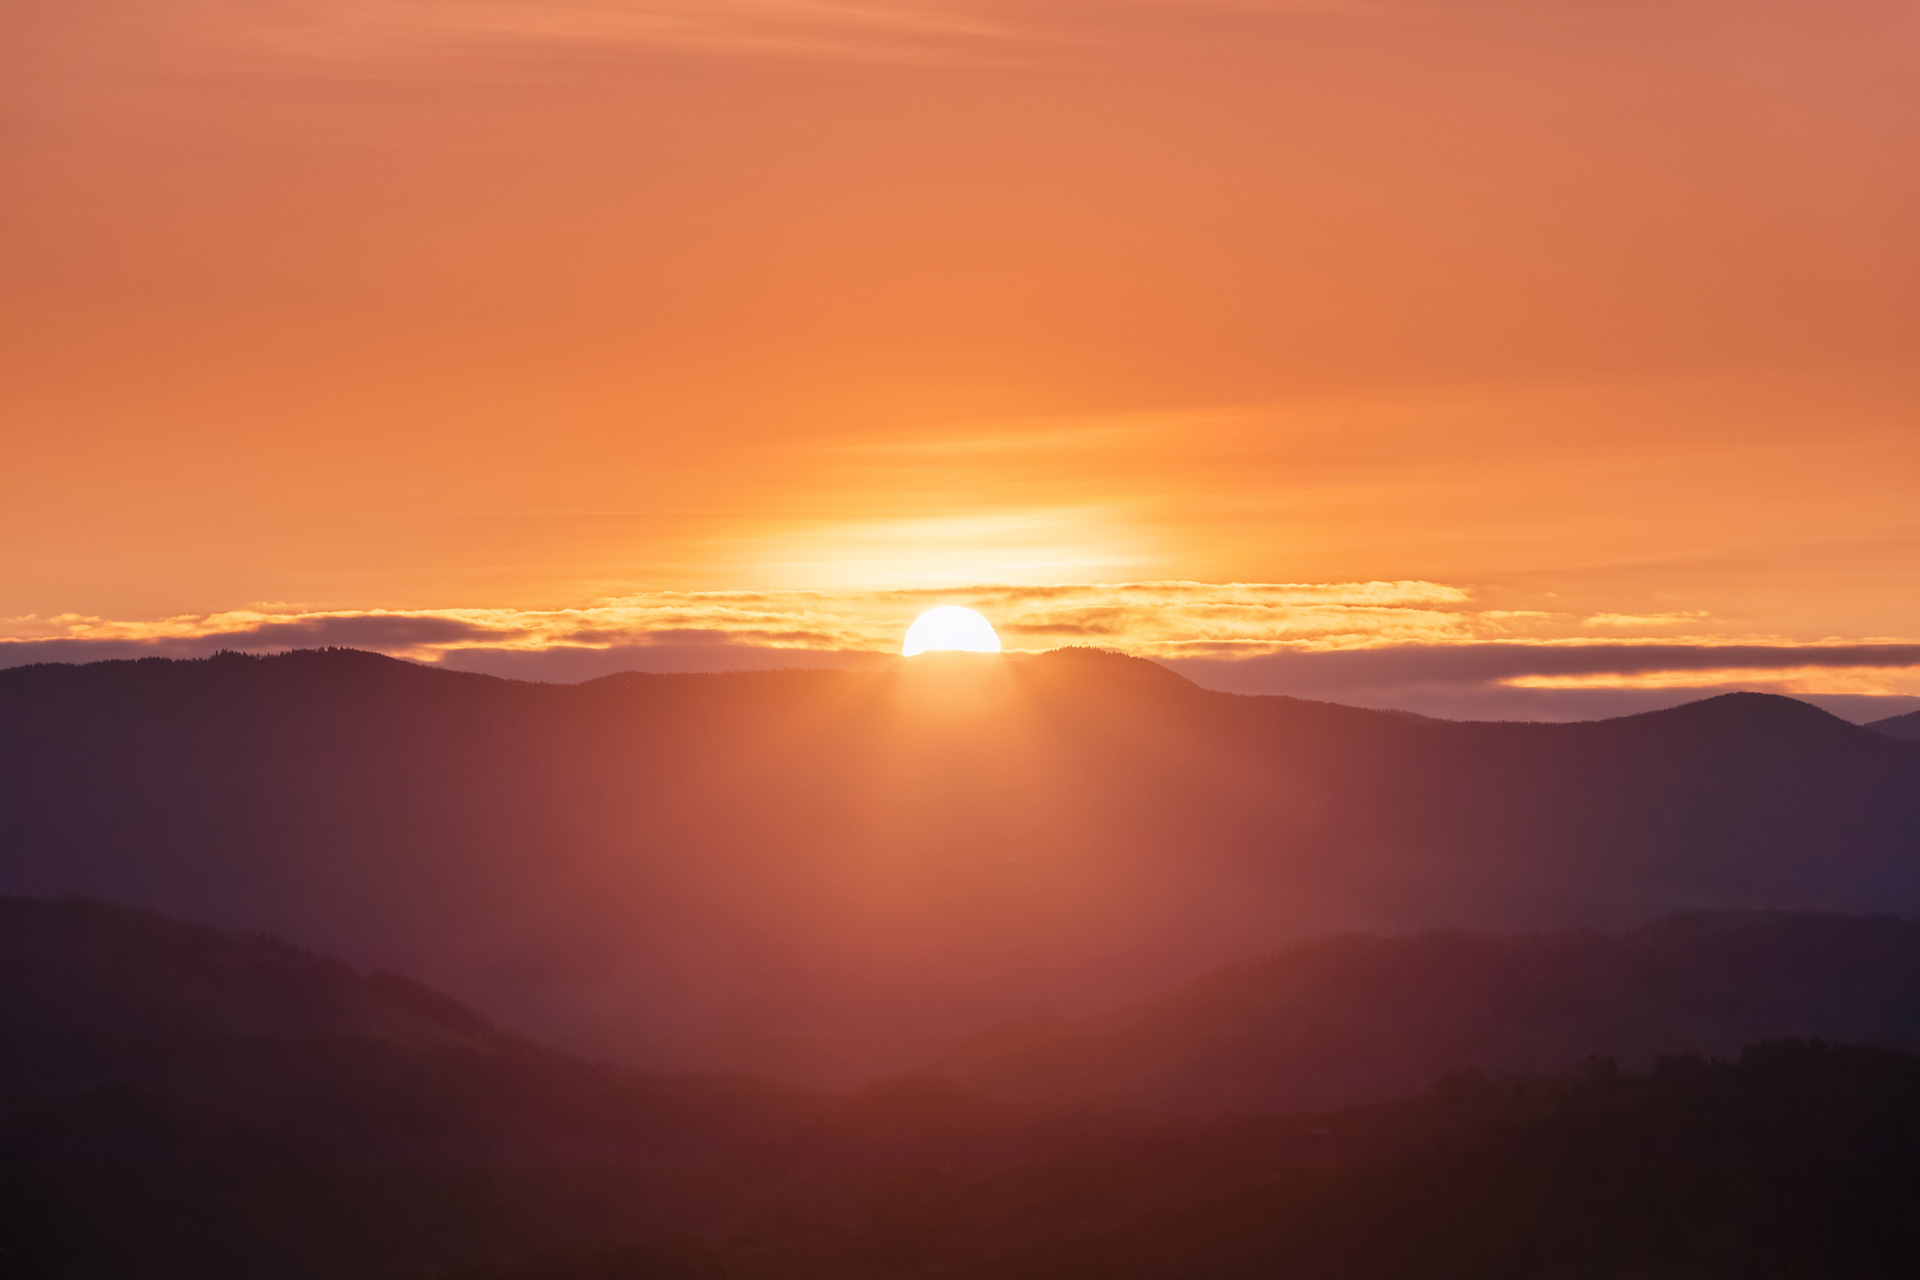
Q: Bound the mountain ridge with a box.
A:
[930,909,1920,1113]
[3,647,1916,1082]
[7,895,1920,1279]
[1872,707,1920,741]
[0,894,503,1060]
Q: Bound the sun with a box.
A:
[902,606,1002,657]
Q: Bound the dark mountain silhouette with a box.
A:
[0,896,806,1164]
[7,897,1920,1280]
[0,895,713,1278]
[435,1042,1920,1280]
[0,894,498,1063]
[3,648,1918,1080]
[0,897,1060,1279]
[933,910,1920,1113]
[1872,708,1920,741]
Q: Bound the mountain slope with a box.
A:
[467,1041,1920,1280]
[0,897,806,1279]
[8,897,1920,1280]
[933,910,1920,1113]
[0,895,497,1067]
[0,896,798,1163]
[2,648,1918,1080]
[0,897,1078,1280]
[1872,708,1920,741]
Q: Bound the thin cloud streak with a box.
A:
[1165,642,1920,694]
[1164,640,1920,722]
[9,586,1920,718]
[3,582,1487,662]
[92,0,1757,72]
[127,0,1020,67]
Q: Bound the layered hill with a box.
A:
[0,896,798,1165]
[2,648,1918,1080]
[0,894,498,1068]
[474,1041,1920,1280]
[1873,709,1920,741]
[934,910,1920,1113]
[0,897,1031,1279]
[8,897,1920,1280]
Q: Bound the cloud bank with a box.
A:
[8,582,1920,722]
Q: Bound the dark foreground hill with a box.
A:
[0,897,802,1163]
[935,910,1920,1113]
[3,648,1919,1079]
[469,1041,1920,1280]
[0,893,501,1068]
[7,897,1920,1280]
[0,898,1069,1279]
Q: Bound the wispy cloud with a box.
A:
[1167,641,1920,692]
[157,0,1020,66]
[1,580,1484,665]
[1162,639,1920,722]
[9,583,1920,704]
[112,0,1720,72]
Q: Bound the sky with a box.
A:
[5,0,1919,720]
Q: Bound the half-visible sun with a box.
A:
[902,606,1002,657]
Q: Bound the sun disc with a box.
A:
[902,606,1001,657]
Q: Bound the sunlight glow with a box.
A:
[902,606,1001,657]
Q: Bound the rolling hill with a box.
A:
[0,896,802,1164]
[0,897,805,1279]
[933,910,1920,1113]
[1872,709,1920,741]
[7,896,1920,1280]
[3,648,1918,1080]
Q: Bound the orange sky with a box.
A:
[5,1,1919,717]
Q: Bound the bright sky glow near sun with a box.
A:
[4,0,1919,720]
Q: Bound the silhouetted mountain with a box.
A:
[3,648,1918,1080]
[1872,708,1920,741]
[459,1040,1920,1280]
[0,898,1042,1279]
[0,894,498,1067]
[0,896,807,1163]
[7,898,1920,1280]
[933,910,1920,1113]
